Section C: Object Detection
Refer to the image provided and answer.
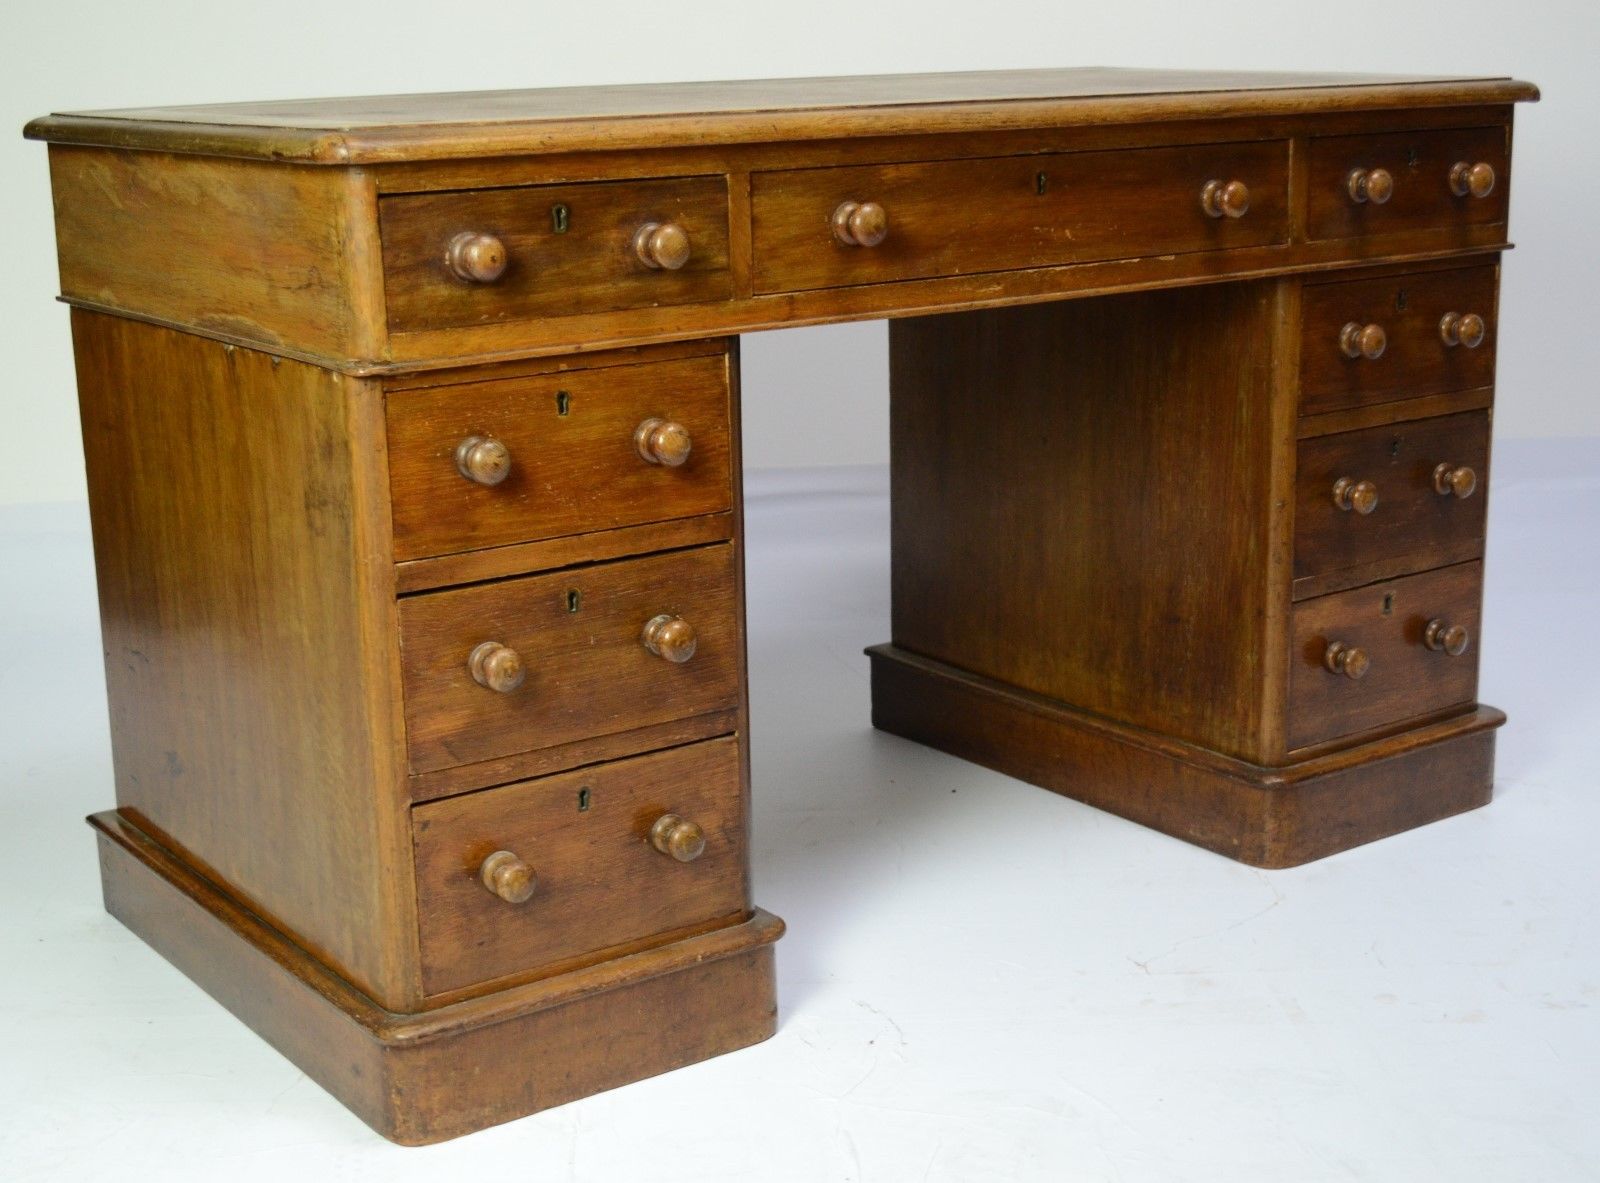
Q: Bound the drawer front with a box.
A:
[380,176,733,332]
[1295,411,1489,582]
[1307,126,1508,242]
[751,141,1288,294]
[387,352,733,561]
[1289,562,1482,750]
[1301,266,1498,417]
[399,544,741,774]
[413,736,747,996]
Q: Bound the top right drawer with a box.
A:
[1307,126,1509,241]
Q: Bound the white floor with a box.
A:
[1,442,1597,1181]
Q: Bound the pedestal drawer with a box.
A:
[751,140,1287,294]
[1307,125,1508,242]
[379,175,732,332]
[1301,265,1497,416]
[1288,562,1482,750]
[413,736,748,997]
[1295,410,1489,585]
[387,351,733,561]
[399,544,741,774]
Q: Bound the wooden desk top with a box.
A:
[25,67,1538,164]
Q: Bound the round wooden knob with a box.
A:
[650,814,706,863]
[1449,161,1496,199]
[633,221,691,270]
[1332,477,1380,515]
[1424,618,1471,657]
[455,435,511,486]
[1432,463,1478,499]
[446,231,508,283]
[1323,641,1370,680]
[634,418,692,467]
[1200,179,1251,219]
[1439,312,1486,349]
[832,201,888,247]
[469,641,526,693]
[1347,167,1395,205]
[1340,322,1388,360]
[641,614,697,663]
[479,850,536,903]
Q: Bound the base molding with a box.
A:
[90,810,783,1144]
[867,644,1503,868]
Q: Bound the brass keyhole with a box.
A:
[1382,592,1395,616]
[566,589,582,613]
[556,390,571,416]
[577,787,591,811]
[1036,172,1048,195]
[552,203,570,233]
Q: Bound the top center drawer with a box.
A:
[751,141,1288,294]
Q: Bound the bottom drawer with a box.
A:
[413,736,748,997]
[1289,562,1482,751]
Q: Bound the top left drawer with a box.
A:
[379,176,733,333]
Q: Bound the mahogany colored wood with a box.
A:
[1301,264,1498,415]
[868,645,1502,868]
[1288,561,1483,750]
[1294,409,1489,587]
[379,177,732,331]
[25,69,1536,163]
[1307,125,1509,240]
[752,140,1288,293]
[386,347,732,561]
[93,810,781,1145]
[69,310,419,1008]
[888,286,1291,763]
[398,544,741,773]
[28,68,1538,1145]
[413,737,748,996]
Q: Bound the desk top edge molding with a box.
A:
[24,67,1539,164]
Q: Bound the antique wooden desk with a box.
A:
[26,68,1537,1143]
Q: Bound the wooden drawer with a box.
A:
[399,544,741,774]
[413,736,748,996]
[379,176,732,332]
[1307,125,1508,242]
[1295,410,1489,585]
[1288,562,1482,750]
[1301,266,1498,416]
[387,351,733,562]
[750,140,1288,294]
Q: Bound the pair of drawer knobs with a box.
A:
[1324,618,1471,681]
[455,417,691,487]
[1347,160,1497,204]
[479,812,706,904]
[1331,462,1477,516]
[1339,311,1488,360]
[469,613,695,694]
[448,221,693,282]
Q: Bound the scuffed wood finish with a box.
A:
[379,176,732,331]
[869,645,1502,868]
[386,347,732,561]
[1307,125,1509,241]
[889,285,1289,763]
[413,738,748,997]
[751,140,1288,293]
[70,311,417,1007]
[93,810,782,1145]
[1294,409,1489,588]
[25,68,1537,163]
[398,544,741,774]
[1288,561,1483,750]
[46,147,382,362]
[1301,264,1497,414]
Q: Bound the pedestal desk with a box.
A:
[25,67,1538,1142]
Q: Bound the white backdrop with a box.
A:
[3,0,1594,505]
